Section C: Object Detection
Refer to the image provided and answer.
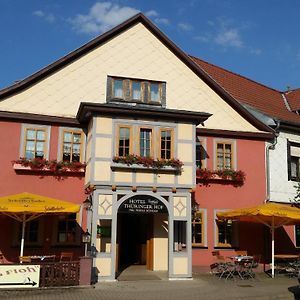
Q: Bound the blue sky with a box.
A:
[1,0,300,91]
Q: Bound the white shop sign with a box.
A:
[0,265,40,288]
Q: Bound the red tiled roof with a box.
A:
[284,88,300,111]
[190,55,300,125]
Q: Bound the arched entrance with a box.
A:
[116,194,169,275]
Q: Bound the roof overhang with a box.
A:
[77,103,212,125]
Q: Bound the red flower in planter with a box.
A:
[112,155,183,170]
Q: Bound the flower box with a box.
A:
[12,158,86,175]
[13,163,85,174]
[196,169,245,186]
[112,155,183,172]
[111,162,179,173]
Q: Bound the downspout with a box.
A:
[265,120,280,202]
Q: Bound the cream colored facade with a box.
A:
[0,23,262,133]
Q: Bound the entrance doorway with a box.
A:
[117,213,153,272]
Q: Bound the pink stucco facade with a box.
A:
[192,136,267,270]
[0,120,86,262]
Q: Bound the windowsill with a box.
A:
[192,246,208,249]
[214,246,236,250]
[13,163,85,175]
[111,162,180,173]
[108,98,162,107]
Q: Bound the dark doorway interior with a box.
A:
[117,213,153,272]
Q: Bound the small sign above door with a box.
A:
[119,196,167,214]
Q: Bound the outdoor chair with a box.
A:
[59,252,73,262]
[241,254,260,279]
[211,250,236,279]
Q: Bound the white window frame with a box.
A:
[20,124,51,160]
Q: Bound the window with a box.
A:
[107,76,165,106]
[216,219,233,247]
[24,128,47,159]
[132,81,143,101]
[196,139,206,169]
[174,221,187,252]
[192,210,205,247]
[216,142,233,170]
[159,129,173,159]
[295,225,300,247]
[56,214,78,244]
[61,130,83,162]
[149,82,161,102]
[139,128,153,157]
[12,219,42,246]
[117,126,132,157]
[113,79,124,98]
[288,141,300,181]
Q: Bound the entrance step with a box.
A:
[117,265,167,281]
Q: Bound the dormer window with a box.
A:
[149,82,161,102]
[107,76,166,107]
[113,79,124,99]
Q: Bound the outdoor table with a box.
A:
[30,255,56,262]
[274,254,299,275]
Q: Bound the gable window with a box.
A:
[295,225,300,247]
[113,79,124,98]
[132,81,143,101]
[216,141,234,170]
[118,126,132,157]
[139,128,152,157]
[107,76,165,106]
[159,128,173,160]
[287,141,300,181]
[56,214,78,245]
[149,82,161,102]
[24,128,47,159]
[192,209,206,247]
[61,130,83,162]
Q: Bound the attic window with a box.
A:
[107,76,166,107]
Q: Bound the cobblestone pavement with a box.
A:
[0,274,299,300]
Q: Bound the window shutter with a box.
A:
[287,139,291,181]
[124,79,130,101]
[106,77,112,102]
[161,82,166,107]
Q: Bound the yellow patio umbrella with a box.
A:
[217,202,300,278]
[0,192,80,258]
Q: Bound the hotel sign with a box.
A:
[0,265,40,288]
[119,196,167,214]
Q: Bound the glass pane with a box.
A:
[72,153,80,162]
[194,223,202,243]
[26,129,35,140]
[73,133,81,143]
[36,142,44,152]
[150,83,160,102]
[25,151,34,159]
[132,82,141,100]
[120,128,130,138]
[73,144,80,154]
[63,153,71,161]
[64,132,72,143]
[26,141,35,151]
[63,144,71,154]
[36,130,45,141]
[114,80,123,98]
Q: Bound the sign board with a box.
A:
[0,265,40,288]
[119,195,167,214]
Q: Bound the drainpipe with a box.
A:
[265,120,280,202]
